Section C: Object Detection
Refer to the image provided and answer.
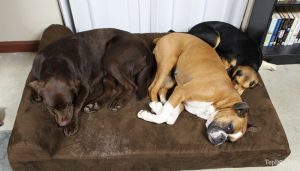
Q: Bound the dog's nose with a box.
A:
[207,125,228,146]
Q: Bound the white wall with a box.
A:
[0,0,63,41]
[66,0,248,33]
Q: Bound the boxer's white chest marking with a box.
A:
[184,101,216,120]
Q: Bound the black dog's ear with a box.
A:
[231,66,243,79]
[233,102,249,118]
[227,66,238,80]
[28,80,45,94]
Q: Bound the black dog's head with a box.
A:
[29,77,80,126]
[227,66,259,95]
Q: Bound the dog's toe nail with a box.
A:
[94,102,100,110]
[84,107,90,113]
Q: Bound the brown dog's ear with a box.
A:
[233,102,249,118]
[28,80,45,94]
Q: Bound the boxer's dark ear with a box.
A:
[28,80,45,94]
[233,102,249,118]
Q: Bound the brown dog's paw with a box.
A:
[109,101,123,112]
[63,123,78,136]
[83,102,101,113]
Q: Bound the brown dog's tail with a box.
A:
[136,54,157,100]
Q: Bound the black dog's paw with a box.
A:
[63,122,78,136]
[83,102,101,113]
[31,95,42,103]
[109,101,123,112]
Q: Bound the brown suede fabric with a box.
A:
[8,29,290,170]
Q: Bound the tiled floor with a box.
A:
[0,52,35,131]
[0,52,299,171]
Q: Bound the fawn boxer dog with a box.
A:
[138,33,249,146]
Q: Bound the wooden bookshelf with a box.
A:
[247,0,300,64]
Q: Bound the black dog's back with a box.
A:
[189,21,262,71]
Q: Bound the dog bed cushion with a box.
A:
[8,72,290,171]
[8,31,290,170]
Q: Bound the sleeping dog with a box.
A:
[188,21,263,94]
[29,28,154,136]
[84,32,155,112]
[138,33,250,146]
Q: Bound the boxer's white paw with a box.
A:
[166,115,176,125]
[149,101,163,114]
[137,110,146,119]
[159,95,167,104]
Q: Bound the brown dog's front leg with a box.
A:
[64,84,89,136]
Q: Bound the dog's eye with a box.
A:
[236,70,243,76]
[225,123,234,134]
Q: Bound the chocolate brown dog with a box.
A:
[84,32,155,112]
[138,33,249,146]
[188,21,262,94]
[29,28,154,136]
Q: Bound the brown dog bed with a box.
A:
[8,25,290,171]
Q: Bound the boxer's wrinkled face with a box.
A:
[231,66,259,95]
[206,102,249,146]
[29,77,79,127]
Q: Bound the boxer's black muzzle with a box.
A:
[207,122,231,146]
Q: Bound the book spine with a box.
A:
[264,15,277,46]
[283,8,294,45]
[294,10,300,44]
[280,12,291,45]
[296,29,300,43]
[285,9,295,45]
[276,17,287,45]
[270,18,282,46]
[288,9,299,45]
[283,19,293,45]
[273,10,285,45]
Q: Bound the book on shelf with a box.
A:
[270,10,284,46]
[263,6,300,47]
[288,7,300,45]
[282,7,294,46]
[264,13,277,46]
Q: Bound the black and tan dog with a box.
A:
[138,33,250,146]
[29,28,154,136]
[188,21,263,94]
